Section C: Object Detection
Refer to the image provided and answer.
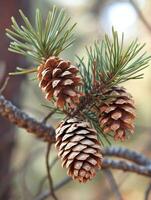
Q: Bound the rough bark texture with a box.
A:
[0,1,29,199]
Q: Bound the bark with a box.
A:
[0,1,29,199]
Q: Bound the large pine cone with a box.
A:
[37,56,82,108]
[99,87,136,141]
[55,118,103,183]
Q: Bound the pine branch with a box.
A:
[102,159,151,177]
[1,94,151,178]
[6,6,76,64]
[103,147,151,166]
[77,28,151,92]
[35,159,151,200]
[0,95,55,142]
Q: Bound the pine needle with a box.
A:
[6,6,76,64]
[77,27,151,91]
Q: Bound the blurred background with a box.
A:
[0,0,151,199]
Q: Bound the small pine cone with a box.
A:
[99,87,136,141]
[37,56,82,108]
[55,118,103,183]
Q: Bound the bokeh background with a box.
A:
[0,0,151,199]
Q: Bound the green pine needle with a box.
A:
[83,110,112,146]
[9,67,37,75]
[77,28,151,92]
[6,6,76,64]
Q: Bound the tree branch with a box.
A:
[102,159,151,177]
[0,95,55,143]
[35,177,72,200]
[35,156,58,197]
[103,147,151,166]
[35,159,151,200]
[45,144,58,200]
[0,94,151,176]
[104,169,123,200]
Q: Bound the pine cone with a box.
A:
[55,118,103,183]
[99,87,136,141]
[37,56,82,108]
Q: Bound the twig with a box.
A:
[1,95,151,176]
[0,147,44,199]
[102,159,151,177]
[46,143,58,200]
[0,95,55,142]
[0,77,10,94]
[35,156,58,197]
[35,177,48,198]
[103,147,151,166]
[50,156,58,169]
[35,157,151,200]
[35,177,72,200]
[104,169,123,200]
[42,109,58,124]
[145,182,151,200]
[129,0,151,32]
[21,147,44,199]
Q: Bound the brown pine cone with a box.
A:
[99,87,136,141]
[37,56,82,108]
[55,118,103,183]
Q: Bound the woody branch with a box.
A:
[0,94,151,177]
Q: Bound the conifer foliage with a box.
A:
[6,6,151,182]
